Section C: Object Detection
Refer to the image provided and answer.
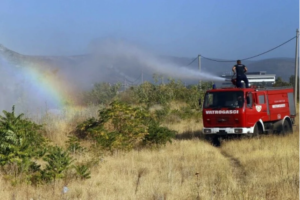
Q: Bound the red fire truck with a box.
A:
[202,86,296,138]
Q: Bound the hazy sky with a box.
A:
[0,0,299,60]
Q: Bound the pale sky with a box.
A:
[0,0,299,60]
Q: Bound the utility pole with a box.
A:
[294,29,299,107]
[198,55,201,89]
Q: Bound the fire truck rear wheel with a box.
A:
[282,119,292,134]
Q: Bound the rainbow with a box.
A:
[22,62,77,107]
[0,55,80,110]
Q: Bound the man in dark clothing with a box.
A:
[232,60,249,88]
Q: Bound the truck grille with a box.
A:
[215,116,234,126]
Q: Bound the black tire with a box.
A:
[282,119,293,135]
[249,123,261,138]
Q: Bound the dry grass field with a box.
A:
[0,106,298,200]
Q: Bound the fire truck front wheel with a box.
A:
[251,123,263,137]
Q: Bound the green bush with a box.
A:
[42,146,74,182]
[142,122,176,147]
[74,101,178,151]
[0,106,96,186]
[0,106,47,182]
[74,101,150,152]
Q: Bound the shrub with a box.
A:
[142,122,176,147]
[74,101,150,152]
[74,101,178,151]
[0,106,47,182]
[42,146,74,182]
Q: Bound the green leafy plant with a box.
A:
[142,122,176,147]
[74,164,91,180]
[42,146,74,182]
[74,101,152,151]
[97,101,150,151]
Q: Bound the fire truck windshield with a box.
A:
[203,91,244,109]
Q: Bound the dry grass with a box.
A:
[221,133,299,200]
[0,105,298,200]
[34,105,100,146]
[0,140,239,200]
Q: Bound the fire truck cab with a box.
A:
[202,86,296,137]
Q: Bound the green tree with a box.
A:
[273,77,291,87]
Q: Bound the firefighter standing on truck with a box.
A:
[232,60,249,88]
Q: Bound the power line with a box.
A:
[186,56,198,66]
[200,56,233,62]
[241,36,296,60]
[200,36,296,62]
[117,35,297,85]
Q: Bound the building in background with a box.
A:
[216,71,276,88]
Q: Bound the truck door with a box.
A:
[255,91,270,121]
[245,92,257,127]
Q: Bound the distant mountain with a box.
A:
[0,43,296,85]
[246,58,295,81]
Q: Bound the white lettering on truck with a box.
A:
[272,104,285,108]
[205,110,239,114]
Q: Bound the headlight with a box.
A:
[234,129,243,133]
[204,129,211,134]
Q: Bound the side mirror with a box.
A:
[198,98,202,106]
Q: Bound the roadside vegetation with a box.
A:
[0,75,298,199]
